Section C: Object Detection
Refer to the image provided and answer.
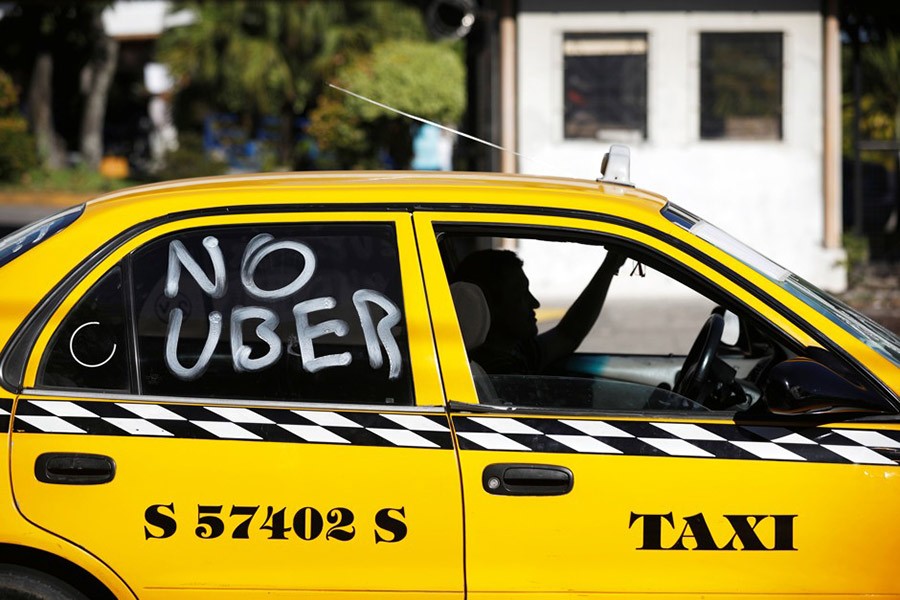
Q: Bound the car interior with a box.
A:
[437,228,889,418]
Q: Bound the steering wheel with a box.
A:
[675,313,724,401]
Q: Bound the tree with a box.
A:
[0,69,38,182]
[310,39,465,169]
[0,2,115,170]
[860,33,900,142]
[79,9,119,169]
[156,0,439,167]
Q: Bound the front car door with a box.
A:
[414,209,900,599]
[10,212,464,599]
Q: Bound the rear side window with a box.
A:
[39,266,130,392]
[131,223,413,405]
[0,205,84,269]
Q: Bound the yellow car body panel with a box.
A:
[0,171,895,599]
[10,409,463,598]
[453,420,900,597]
[0,417,137,598]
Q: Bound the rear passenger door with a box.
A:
[11,213,463,599]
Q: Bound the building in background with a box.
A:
[508,0,845,298]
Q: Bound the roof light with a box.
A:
[599,144,634,187]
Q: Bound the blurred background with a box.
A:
[0,0,897,332]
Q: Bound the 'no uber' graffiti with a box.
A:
[164,234,402,381]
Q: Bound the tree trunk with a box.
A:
[80,23,119,170]
[27,52,65,169]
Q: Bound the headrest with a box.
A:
[449,281,490,351]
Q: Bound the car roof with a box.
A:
[0,171,671,360]
[84,170,669,213]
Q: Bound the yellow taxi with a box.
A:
[0,149,897,599]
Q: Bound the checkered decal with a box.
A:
[13,400,453,449]
[453,415,900,466]
[0,398,12,433]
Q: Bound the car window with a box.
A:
[39,266,130,392]
[131,223,413,405]
[38,222,414,406]
[664,202,900,367]
[439,227,791,414]
[0,205,84,269]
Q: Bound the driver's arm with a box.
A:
[535,249,625,370]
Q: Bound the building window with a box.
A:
[563,33,648,142]
[700,32,783,140]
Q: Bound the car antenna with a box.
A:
[328,83,557,172]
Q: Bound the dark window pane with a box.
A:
[39,266,130,392]
[564,33,647,141]
[131,223,413,405]
[700,32,783,140]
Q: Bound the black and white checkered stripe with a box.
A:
[0,398,11,433]
[13,399,453,449]
[453,415,900,466]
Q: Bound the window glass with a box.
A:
[662,203,900,367]
[563,32,647,142]
[0,205,84,269]
[440,229,789,413]
[700,32,783,140]
[39,266,130,392]
[131,223,413,405]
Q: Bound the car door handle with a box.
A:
[482,463,573,496]
[35,453,116,485]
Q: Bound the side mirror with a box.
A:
[763,358,891,416]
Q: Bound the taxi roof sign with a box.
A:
[599,144,634,187]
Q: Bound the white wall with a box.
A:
[516,6,846,302]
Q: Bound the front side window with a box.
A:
[563,32,648,142]
[663,204,900,367]
[700,32,783,140]
[438,227,802,414]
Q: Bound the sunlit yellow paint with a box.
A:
[458,428,900,598]
[0,171,897,599]
[11,398,464,599]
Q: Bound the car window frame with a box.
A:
[25,211,445,410]
[412,209,898,418]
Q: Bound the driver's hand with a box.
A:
[602,250,627,275]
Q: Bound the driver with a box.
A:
[451,248,625,375]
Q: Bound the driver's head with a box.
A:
[452,249,540,341]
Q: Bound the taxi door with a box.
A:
[413,210,900,599]
[10,212,463,599]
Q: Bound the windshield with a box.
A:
[662,203,900,367]
[0,205,84,269]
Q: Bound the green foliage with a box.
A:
[0,118,39,183]
[861,33,900,117]
[0,70,38,182]
[0,70,18,116]
[342,40,465,123]
[152,132,228,182]
[157,1,446,168]
[843,32,900,161]
[842,232,870,288]
[6,164,133,193]
[158,1,428,117]
[309,39,465,168]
